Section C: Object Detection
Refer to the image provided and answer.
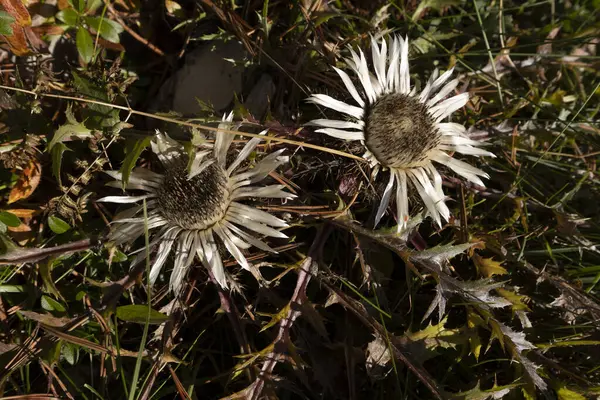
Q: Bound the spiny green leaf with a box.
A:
[71,71,120,128]
[453,381,517,400]
[556,384,587,400]
[120,136,152,188]
[51,142,70,186]
[259,303,290,332]
[411,242,476,264]
[48,108,92,150]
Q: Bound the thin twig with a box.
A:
[104,1,165,57]
[0,237,99,265]
[0,84,365,162]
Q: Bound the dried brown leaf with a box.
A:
[19,310,71,327]
[0,0,31,26]
[8,160,42,204]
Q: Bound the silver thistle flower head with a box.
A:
[98,113,295,293]
[308,35,495,231]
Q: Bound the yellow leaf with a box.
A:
[496,288,531,313]
[467,313,483,360]
[473,254,508,278]
[8,160,42,204]
[259,303,290,332]
[556,385,586,400]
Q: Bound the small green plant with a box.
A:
[55,0,123,63]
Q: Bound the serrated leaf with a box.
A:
[76,26,94,63]
[259,303,290,332]
[116,304,169,325]
[456,381,515,400]
[48,215,71,234]
[8,160,42,204]
[48,110,92,150]
[467,313,483,361]
[402,317,463,364]
[0,11,15,35]
[0,211,21,227]
[41,295,67,312]
[56,8,78,26]
[496,288,530,313]
[411,242,476,264]
[120,137,152,188]
[85,16,123,43]
[473,255,508,278]
[51,142,70,186]
[71,71,120,128]
[556,384,586,400]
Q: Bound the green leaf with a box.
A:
[0,221,6,234]
[0,11,15,36]
[68,0,86,13]
[51,143,70,186]
[56,9,79,26]
[116,305,169,325]
[76,26,94,64]
[41,295,67,312]
[40,259,65,301]
[48,215,71,234]
[112,249,128,263]
[48,106,92,150]
[85,16,123,43]
[86,0,103,13]
[556,384,586,400]
[71,71,120,128]
[0,211,21,228]
[0,284,24,293]
[120,137,152,188]
[62,342,79,365]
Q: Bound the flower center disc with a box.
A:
[156,158,230,230]
[364,93,440,168]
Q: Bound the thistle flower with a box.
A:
[308,36,494,231]
[98,114,294,292]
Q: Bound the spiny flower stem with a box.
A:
[248,226,330,400]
